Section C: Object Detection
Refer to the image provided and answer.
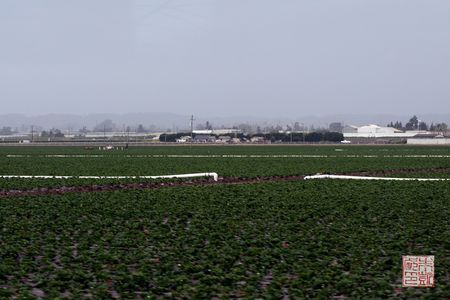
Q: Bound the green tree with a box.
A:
[418,121,428,131]
[405,115,419,130]
[94,119,116,132]
[0,127,14,135]
[435,123,448,132]
[136,124,146,133]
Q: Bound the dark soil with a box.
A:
[1,167,449,198]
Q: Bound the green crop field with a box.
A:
[0,145,449,299]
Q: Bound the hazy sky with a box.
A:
[1,0,449,117]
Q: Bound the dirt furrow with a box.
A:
[0,167,449,198]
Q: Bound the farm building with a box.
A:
[407,136,450,145]
[216,136,231,143]
[343,124,432,139]
[250,136,265,143]
[342,125,358,134]
[176,136,192,143]
[193,129,241,135]
[193,135,216,143]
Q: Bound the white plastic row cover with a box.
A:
[304,174,450,181]
[0,172,219,182]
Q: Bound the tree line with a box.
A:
[159,131,344,143]
[387,115,448,132]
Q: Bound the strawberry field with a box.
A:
[0,145,450,190]
[0,145,449,298]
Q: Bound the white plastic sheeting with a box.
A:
[0,172,219,181]
[304,174,450,181]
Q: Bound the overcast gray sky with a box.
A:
[1,0,449,117]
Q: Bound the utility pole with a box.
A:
[31,125,34,143]
[190,115,195,138]
[290,122,294,144]
[302,123,305,143]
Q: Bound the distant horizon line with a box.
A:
[2,112,450,118]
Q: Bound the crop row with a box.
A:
[0,146,449,182]
[0,145,450,157]
[1,180,449,298]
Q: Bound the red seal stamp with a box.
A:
[402,255,434,287]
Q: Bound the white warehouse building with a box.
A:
[343,124,423,138]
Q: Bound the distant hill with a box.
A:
[1,112,449,131]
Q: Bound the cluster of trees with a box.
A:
[94,119,117,132]
[0,127,16,135]
[195,121,213,130]
[252,132,343,143]
[387,115,448,132]
[159,131,344,143]
[159,133,189,142]
[195,121,312,134]
[429,123,448,132]
[40,129,64,138]
[92,120,156,133]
